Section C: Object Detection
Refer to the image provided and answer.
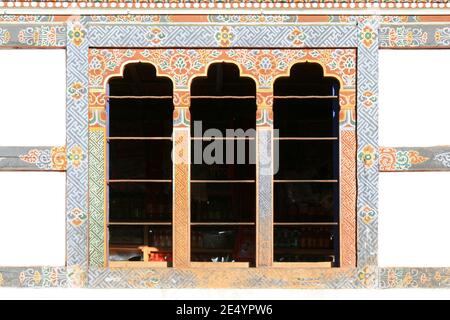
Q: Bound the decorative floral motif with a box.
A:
[359,25,376,48]
[379,148,429,171]
[381,26,428,47]
[402,272,414,287]
[20,149,51,170]
[339,109,356,129]
[380,16,409,24]
[19,269,42,287]
[360,206,376,225]
[19,147,67,170]
[147,27,166,45]
[68,25,86,47]
[435,27,450,46]
[173,108,191,128]
[18,268,63,288]
[337,51,356,76]
[91,15,160,23]
[288,28,306,46]
[0,28,11,45]
[67,145,86,169]
[18,26,65,47]
[256,108,273,128]
[408,151,429,165]
[358,145,377,168]
[215,26,234,47]
[357,266,374,287]
[434,152,450,168]
[67,266,87,288]
[68,82,87,101]
[51,147,67,170]
[90,48,356,108]
[381,268,447,289]
[68,208,87,227]
[89,108,107,128]
[362,90,376,108]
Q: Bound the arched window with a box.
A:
[190,63,257,266]
[273,62,340,267]
[107,63,174,267]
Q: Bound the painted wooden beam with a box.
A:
[379,146,450,172]
[0,146,67,171]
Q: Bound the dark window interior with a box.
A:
[107,62,174,265]
[190,63,257,265]
[273,62,340,266]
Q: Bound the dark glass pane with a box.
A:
[191,140,255,180]
[146,226,172,263]
[274,62,339,97]
[108,226,173,262]
[109,99,173,137]
[191,183,256,223]
[109,225,144,246]
[191,226,255,264]
[190,99,256,134]
[191,63,256,97]
[109,62,173,97]
[274,140,337,180]
[274,226,337,263]
[274,80,337,96]
[274,99,338,137]
[109,182,171,222]
[274,182,337,222]
[109,140,172,180]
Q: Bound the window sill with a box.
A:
[109,261,169,268]
[190,262,250,268]
[272,262,332,268]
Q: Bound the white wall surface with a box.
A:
[0,49,66,146]
[379,49,450,147]
[379,172,450,267]
[0,172,66,266]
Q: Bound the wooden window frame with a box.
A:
[88,48,357,270]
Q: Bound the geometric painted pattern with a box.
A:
[66,17,89,276]
[356,16,379,268]
[88,130,106,267]
[88,25,358,48]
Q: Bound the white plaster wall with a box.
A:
[379,49,450,147]
[0,172,66,266]
[0,49,66,146]
[379,172,450,267]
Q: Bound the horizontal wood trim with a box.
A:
[273,95,338,99]
[108,137,172,140]
[272,262,333,268]
[274,180,338,183]
[190,262,250,268]
[108,222,172,226]
[191,180,255,183]
[274,222,339,226]
[109,261,169,268]
[191,222,255,226]
[191,137,255,140]
[274,137,338,141]
[191,96,255,99]
[108,179,172,183]
[107,95,172,99]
